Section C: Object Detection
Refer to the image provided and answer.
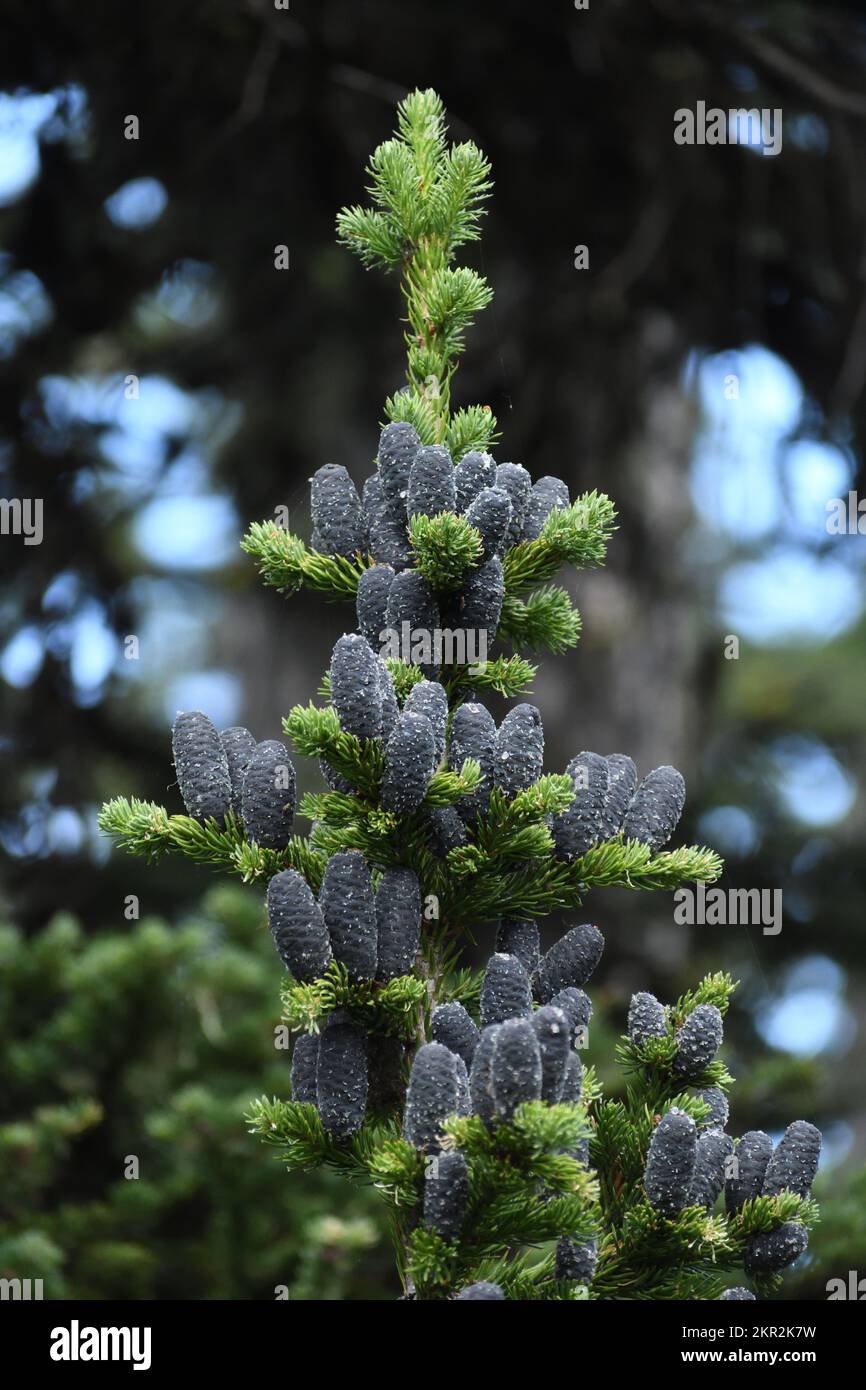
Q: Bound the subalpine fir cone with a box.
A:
[454,449,496,512]
[761,1120,822,1199]
[459,555,504,649]
[627,991,668,1045]
[385,569,441,678]
[456,1282,505,1301]
[240,739,295,848]
[425,804,467,855]
[495,703,543,796]
[172,710,232,823]
[533,923,605,1004]
[468,1023,501,1125]
[330,633,383,741]
[532,1005,571,1102]
[693,1087,729,1131]
[267,868,332,982]
[725,1131,774,1212]
[491,1017,543,1121]
[375,867,421,980]
[378,659,400,740]
[377,420,420,520]
[495,461,531,545]
[556,1237,597,1285]
[480,952,533,1026]
[601,752,637,838]
[644,1108,698,1217]
[423,1150,469,1244]
[720,1287,757,1301]
[689,1129,734,1209]
[381,710,435,814]
[551,986,592,1044]
[219,725,256,811]
[672,1003,724,1079]
[316,1012,369,1138]
[558,1050,584,1105]
[621,765,686,852]
[403,1042,464,1153]
[318,850,378,982]
[290,1032,319,1106]
[448,701,497,821]
[408,444,457,518]
[496,919,540,977]
[553,751,609,859]
[464,484,512,559]
[403,679,448,765]
[310,463,366,557]
[522,475,569,541]
[745,1222,809,1274]
[363,474,412,570]
[356,565,395,650]
[431,1002,479,1069]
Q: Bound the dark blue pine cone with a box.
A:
[495,462,531,545]
[377,659,400,741]
[494,703,543,796]
[431,1001,479,1069]
[725,1130,773,1212]
[329,633,383,742]
[267,868,332,982]
[423,1150,469,1244]
[456,1282,505,1301]
[377,420,421,520]
[468,1023,500,1124]
[454,449,496,513]
[408,444,456,518]
[480,952,533,1026]
[552,750,609,860]
[241,739,295,848]
[532,1005,571,1102]
[621,764,686,852]
[356,564,396,650]
[403,1041,463,1153]
[672,1004,723,1079]
[172,710,232,823]
[522,475,569,541]
[491,1017,543,1121]
[219,725,256,812]
[403,679,448,766]
[557,1050,584,1105]
[600,753,637,838]
[689,1129,734,1210]
[424,805,468,856]
[290,1032,320,1106]
[310,463,366,557]
[627,991,668,1045]
[459,554,503,651]
[693,1087,730,1131]
[761,1121,821,1199]
[384,569,441,679]
[320,758,352,794]
[464,485,512,559]
[448,701,497,822]
[719,1287,756,1301]
[318,849,378,982]
[550,986,592,1046]
[316,1011,368,1138]
[362,474,413,570]
[375,866,421,980]
[495,919,540,977]
[381,710,435,814]
[644,1108,698,1217]
[745,1222,808,1274]
[556,1236,597,1284]
[533,923,605,1004]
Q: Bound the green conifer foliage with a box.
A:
[100,90,820,1301]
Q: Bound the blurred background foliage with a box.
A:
[1,0,864,1298]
